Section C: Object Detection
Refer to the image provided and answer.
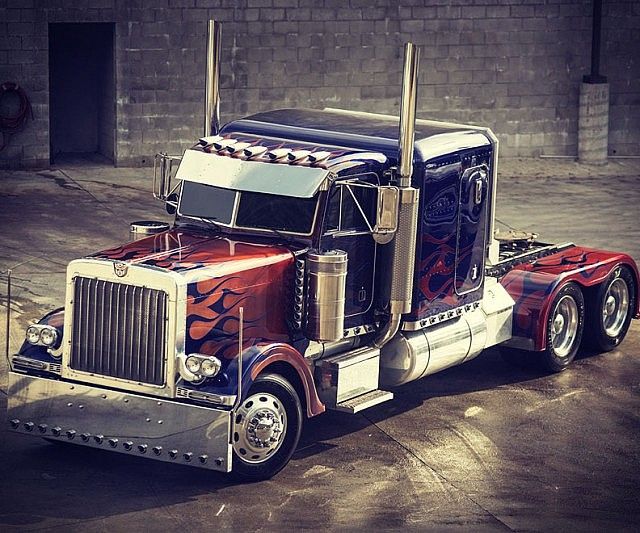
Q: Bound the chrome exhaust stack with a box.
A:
[398,43,419,189]
[204,20,222,136]
[375,42,421,348]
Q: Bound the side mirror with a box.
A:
[165,193,178,215]
[373,186,399,244]
[153,152,182,201]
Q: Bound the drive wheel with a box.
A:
[585,266,636,352]
[541,282,584,372]
[232,373,302,480]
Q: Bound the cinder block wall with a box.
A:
[0,0,638,168]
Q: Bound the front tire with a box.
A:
[232,373,302,480]
[541,282,585,373]
[584,265,636,352]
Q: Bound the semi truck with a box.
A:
[7,21,639,479]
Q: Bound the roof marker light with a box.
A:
[287,149,312,162]
[266,148,289,161]
[308,151,332,163]
[212,138,236,151]
[243,146,268,158]
[226,141,251,154]
[198,135,223,147]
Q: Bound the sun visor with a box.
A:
[175,149,330,198]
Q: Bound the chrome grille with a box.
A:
[70,277,167,386]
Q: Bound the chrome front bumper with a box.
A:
[7,372,233,472]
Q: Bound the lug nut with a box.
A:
[108,438,118,448]
[24,422,34,432]
[38,424,48,433]
[51,427,61,437]
[66,430,76,440]
[123,441,133,451]
[183,452,193,462]
[81,433,91,442]
[137,444,148,454]
[199,455,208,464]
[94,435,104,444]
[9,419,20,429]
[169,449,178,459]
[152,446,163,456]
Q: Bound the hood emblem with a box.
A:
[114,262,128,277]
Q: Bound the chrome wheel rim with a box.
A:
[550,295,579,358]
[602,277,629,337]
[233,392,287,464]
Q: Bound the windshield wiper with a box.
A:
[178,215,223,233]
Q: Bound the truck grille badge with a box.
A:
[114,262,128,277]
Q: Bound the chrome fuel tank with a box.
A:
[304,249,348,342]
[379,309,487,387]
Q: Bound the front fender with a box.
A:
[248,343,325,417]
[182,342,325,417]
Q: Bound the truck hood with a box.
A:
[90,228,294,281]
[91,228,296,357]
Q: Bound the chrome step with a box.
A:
[332,389,394,414]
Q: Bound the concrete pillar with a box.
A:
[578,82,609,164]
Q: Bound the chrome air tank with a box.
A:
[379,309,487,387]
[305,249,348,342]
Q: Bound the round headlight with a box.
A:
[26,326,41,345]
[40,327,58,347]
[200,357,221,378]
[185,355,201,374]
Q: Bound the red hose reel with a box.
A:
[0,81,33,151]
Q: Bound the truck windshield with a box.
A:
[180,181,236,224]
[236,191,318,234]
[179,182,318,234]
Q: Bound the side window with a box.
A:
[324,176,378,234]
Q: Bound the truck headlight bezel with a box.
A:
[179,353,222,383]
[25,324,60,349]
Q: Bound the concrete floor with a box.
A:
[0,158,639,531]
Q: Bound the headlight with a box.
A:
[185,355,201,374]
[40,327,58,347]
[180,354,223,382]
[200,357,221,377]
[26,326,41,345]
[25,325,60,348]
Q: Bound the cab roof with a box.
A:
[222,108,492,162]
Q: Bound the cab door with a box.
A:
[320,176,378,324]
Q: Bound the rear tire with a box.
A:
[541,282,585,373]
[231,373,302,481]
[584,265,636,353]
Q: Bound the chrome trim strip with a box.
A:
[342,324,375,338]
[12,356,61,375]
[401,301,482,332]
[176,387,236,407]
